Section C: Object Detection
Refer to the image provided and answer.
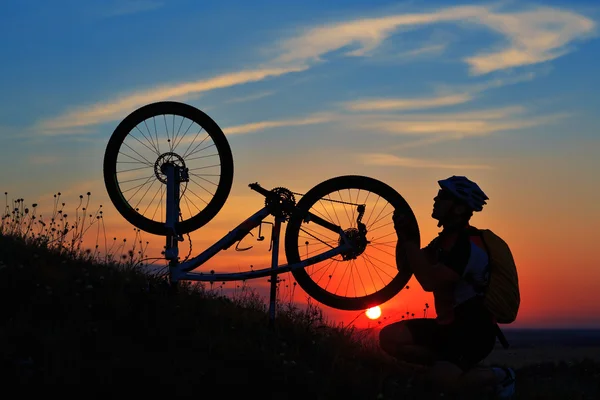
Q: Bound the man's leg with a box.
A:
[379,319,437,366]
[424,311,514,396]
[426,361,512,395]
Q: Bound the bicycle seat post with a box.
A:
[163,163,181,283]
[268,215,284,330]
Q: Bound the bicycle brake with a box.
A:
[235,231,254,251]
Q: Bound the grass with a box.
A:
[1,193,600,398]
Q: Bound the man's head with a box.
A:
[432,176,489,228]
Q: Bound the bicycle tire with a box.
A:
[103,101,234,235]
[284,175,418,311]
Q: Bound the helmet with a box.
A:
[438,176,488,212]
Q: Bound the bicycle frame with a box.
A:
[163,164,354,285]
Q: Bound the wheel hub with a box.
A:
[155,152,187,184]
[338,227,368,260]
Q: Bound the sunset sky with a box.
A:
[1,0,599,329]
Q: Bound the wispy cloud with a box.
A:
[464,7,596,75]
[342,71,537,112]
[396,43,447,58]
[103,0,164,17]
[432,71,539,95]
[34,3,593,137]
[344,93,472,111]
[353,106,570,149]
[361,106,562,135]
[37,66,306,134]
[224,113,334,135]
[224,91,276,104]
[273,4,596,74]
[357,153,492,169]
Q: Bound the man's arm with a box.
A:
[397,240,460,292]
[392,210,462,292]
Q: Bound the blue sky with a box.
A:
[2,0,600,327]
[2,1,599,197]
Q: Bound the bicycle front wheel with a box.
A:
[284,175,418,311]
[103,101,234,235]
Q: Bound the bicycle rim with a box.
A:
[284,175,418,311]
[103,101,234,235]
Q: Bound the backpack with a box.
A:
[469,227,520,324]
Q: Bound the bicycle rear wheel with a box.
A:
[103,101,234,235]
[284,175,418,311]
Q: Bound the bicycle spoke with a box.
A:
[361,252,397,278]
[186,153,220,162]
[152,116,161,154]
[117,164,153,174]
[359,255,379,297]
[182,127,208,159]
[120,174,156,187]
[333,263,350,296]
[181,186,209,207]
[162,114,172,152]
[118,150,154,167]
[132,127,161,156]
[133,177,157,210]
[299,227,336,250]
[188,173,219,188]
[309,256,335,280]
[367,241,397,258]
[141,183,163,216]
[150,184,164,222]
[185,142,216,159]
[171,114,186,150]
[172,117,194,152]
[141,120,161,155]
[181,193,195,221]
[121,141,155,166]
[188,176,217,197]
[299,223,338,245]
[314,259,338,290]
[361,252,390,291]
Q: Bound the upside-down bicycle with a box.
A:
[103,101,419,314]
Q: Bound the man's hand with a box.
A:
[393,210,419,243]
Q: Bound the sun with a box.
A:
[365,306,381,320]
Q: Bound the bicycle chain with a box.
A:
[290,191,365,207]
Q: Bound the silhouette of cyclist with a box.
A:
[379,176,515,398]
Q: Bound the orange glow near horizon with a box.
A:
[84,199,600,331]
[13,158,600,331]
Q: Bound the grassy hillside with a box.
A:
[0,232,402,396]
[1,195,599,398]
